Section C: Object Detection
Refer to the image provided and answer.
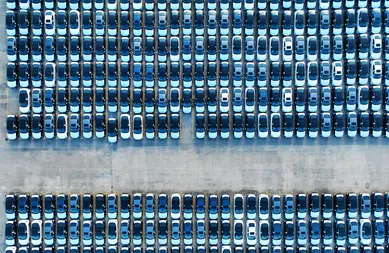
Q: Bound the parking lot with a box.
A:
[2,0,389,194]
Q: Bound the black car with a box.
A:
[82,194,93,219]
[44,194,55,218]
[5,194,17,220]
[95,194,106,219]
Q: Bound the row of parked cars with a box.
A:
[5,216,388,247]
[6,192,388,222]
[5,0,387,11]
[195,111,388,138]
[5,245,389,253]
[6,113,181,141]
[5,34,387,66]
[5,1,389,37]
[5,193,388,249]
[6,111,389,141]
[6,58,388,89]
[16,85,386,115]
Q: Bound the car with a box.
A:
[56,194,68,219]
[228,107,240,133]
[183,220,193,245]
[29,194,42,220]
[6,63,17,88]
[371,9,382,33]
[270,113,281,138]
[5,221,17,246]
[30,220,44,246]
[171,220,181,246]
[284,194,295,220]
[170,114,180,139]
[82,195,93,220]
[44,194,55,219]
[57,88,68,113]
[360,193,372,218]
[246,220,257,246]
[42,113,55,139]
[309,219,321,245]
[6,37,17,62]
[182,195,193,221]
[297,220,307,245]
[234,220,243,246]
[44,11,55,36]
[245,113,255,138]
[195,10,204,35]
[195,63,204,87]
[18,115,30,140]
[333,194,346,219]
[82,221,92,246]
[322,194,333,219]
[31,11,42,36]
[294,11,305,35]
[95,221,105,245]
[19,89,30,114]
[346,219,359,244]
[181,9,192,34]
[360,219,372,245]
[17,220,30,246]
[43,220,55,246]
[269,37,280,62]
[323,220,333,245]
[119,114,131,140]
[282,88,293,113]
[220,114,230,139]
[107,88,118,113]
[374,219,385,244]
[333,87,345,112]
[333,36,343,61]
[107,220,118,245]
[57,114,68,139]
[133,115,143,140]
[18,36,30,62]
[357,86,369,111]
[132,193,142,219]
[95,11,105,36]
[94,194,106,219]
[258,113,268,138]
[282,37,293,61]
[334,221,346,246]
[371,60,383,86]
[357,8,369,34]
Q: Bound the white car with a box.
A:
[44,11,56,36]
[371,60,382,85]
[282,88,293,113]
[283,37,293,61]
[370,34,382,60]
[219,88,230,113]
[332,61,343,86]
[246,220,257,246]
[358,86,369,111]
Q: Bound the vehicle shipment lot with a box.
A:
[1,0,389,197]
